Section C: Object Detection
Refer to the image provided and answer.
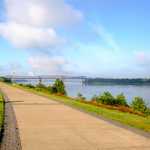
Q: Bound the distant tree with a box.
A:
[115,93,128,106]
[52,79,67,95]
[84,78,150,85]
[131,97,147,113]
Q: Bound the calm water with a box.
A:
[16,79,150,105]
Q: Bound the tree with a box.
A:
[115,93,127,106]
[52,79,67,95]
[131,97,147,113]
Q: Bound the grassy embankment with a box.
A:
[13,83,150,133]
[0,92,4,141]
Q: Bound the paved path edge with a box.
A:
[0,89,22,150]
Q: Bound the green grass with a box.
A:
[0,92,4,141]
[12,84,150,132]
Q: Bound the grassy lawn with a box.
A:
[12,84,150,132]
[0,92,4,141]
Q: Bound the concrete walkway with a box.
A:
[0,83,150,150]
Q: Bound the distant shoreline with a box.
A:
[84,78,150,86]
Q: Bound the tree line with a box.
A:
[84,78,150,85]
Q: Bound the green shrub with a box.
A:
[52,79,67,95]
[97,92,115,105]
[77,93,85,100]
[96,92,128,106]
[0,77,12,83]
[91,95,99,101]
[115,93,128,106]
[131,97,147,114]
[36,83,47,89]
[47,85,52,93]
[51,85,57,94]
[25,84,35,88]
[35,87,42,91]
[144,107,150,116]
[18,83,24,86]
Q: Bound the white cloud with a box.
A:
[5,0,83,27]
[28,55,69,75]
[0,0,83,49]
[0,22,64,48]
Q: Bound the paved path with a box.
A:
[0,83,150,150]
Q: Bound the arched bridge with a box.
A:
[5,75,88,85]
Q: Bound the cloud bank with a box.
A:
[0,22,64,49]
[0,0,83,49]
[5,0,83,27]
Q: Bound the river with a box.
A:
[15,79,150,105]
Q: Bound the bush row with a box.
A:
[90,92,150,116]
[19,79,67,96]
[92,92,128,106]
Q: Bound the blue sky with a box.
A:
[0,0,150,77]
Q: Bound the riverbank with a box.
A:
[13,83,150,133]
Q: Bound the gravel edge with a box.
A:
[0,90,22,150]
